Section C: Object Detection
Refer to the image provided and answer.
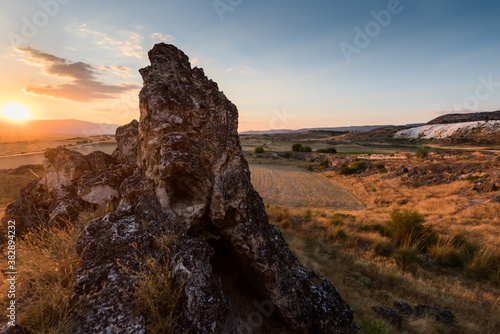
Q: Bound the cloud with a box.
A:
[15,46,140,103]
[190,58,199,65]
[73,24,146,58]
[68,24,176,59]
[150,32,175,44]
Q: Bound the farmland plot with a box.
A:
[249,164,364,210]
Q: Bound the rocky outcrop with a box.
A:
[2,43,358,333]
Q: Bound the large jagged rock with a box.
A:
[2,43,358,333]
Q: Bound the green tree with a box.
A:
[415,147,428,159]
[299,146,312,152]
[291,143,302,152]
[254,146,265,154]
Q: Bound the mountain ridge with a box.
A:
[0,119,120,136]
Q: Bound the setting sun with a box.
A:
[1,103,30,121]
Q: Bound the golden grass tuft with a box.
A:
[0,207,103,333]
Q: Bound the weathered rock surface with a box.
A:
[2,43,358,333]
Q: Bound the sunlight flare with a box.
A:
[1,103,30,121]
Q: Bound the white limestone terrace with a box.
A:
[394,120,500,140]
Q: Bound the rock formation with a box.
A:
[2,43,357,333]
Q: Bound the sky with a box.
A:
[1,0,500,132]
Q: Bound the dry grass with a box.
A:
[268,152,500,332]
[0,172,39,215]
[122,235,183,334]
[0,208,103,333]
[267,170,500,334]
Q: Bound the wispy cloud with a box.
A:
[72,24,146,58]
[150,32,175,44]
[15,46,140,103]
[190,58,199,65]
[68,24,176,59]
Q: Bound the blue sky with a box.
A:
[1,0,500,131]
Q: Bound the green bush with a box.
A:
[451,232,477,255]
[386,209,437,250]
[358,223,386,235]
[428,239,467,268]
[316,147,337,153]
[350,160,366,171]
[291,143,302,152]
[359,319,391,334]
[339,166,355,175]
[319,159,329,168]
[299,145,312,152]
[283,152,291,159]
[334,227,348,241]
[392,244,422,267]
[254,146,265,154]
[372,240,394,257]
[415,147,428,159]
[464,247,499,281]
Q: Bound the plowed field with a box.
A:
[249,164,364,210]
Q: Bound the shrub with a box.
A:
[319,159,329,168]
[350,160,366,171]
[299,145,312,152]
[283,152,291,159]
[358,223,386,235]
[386,209,437,250]
[254,146,265,153]
[415,147,428,159]
[464,247,499,281]
[428,239,467,268]
[372,240,394,257]
[291,143,302,152]
[359,319,391,334]
[450,232,477,255]
[316,147,337,153]
[392,244,422,268]
[339,166,355,175]
[334,227,348,241]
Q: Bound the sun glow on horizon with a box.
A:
[1,103,31,121]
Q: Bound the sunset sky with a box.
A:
[1,0,500,131]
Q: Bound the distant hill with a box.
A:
[0,119,120,137]
[427,111,500,125]
[240,124,424,135]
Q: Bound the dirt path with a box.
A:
[249,164,364,210]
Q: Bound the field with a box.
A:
[0,135,117,169]
[249,163,363,209]
[259,151,500,333]
[1,132,500,333]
